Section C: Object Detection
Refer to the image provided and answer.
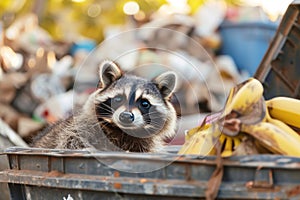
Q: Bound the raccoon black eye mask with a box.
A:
[32,60,177,152]
[96,88,165,137]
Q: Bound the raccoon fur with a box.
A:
[32,60,177,152]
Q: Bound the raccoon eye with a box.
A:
[140,99,151,109]
[113,95,124,104]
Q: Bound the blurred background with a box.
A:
[0,0,291,41]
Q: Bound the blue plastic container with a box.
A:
[70,39,96,56]
[219,21,278,76]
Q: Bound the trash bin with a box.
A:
[2,147,300,199]
[219,21,277,76]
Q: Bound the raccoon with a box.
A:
[32,60,177,152]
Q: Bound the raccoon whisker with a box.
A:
[97,106,115,113]
[145,127,159,134]
[98,103,116,112]
[86,120,110,129]
[97,112,114,117]
[144,111,165,115]
[145,111,161,113]
[142,115,165,119]
[144,127,156,135]
[144,117,165,120]
[133,119,144,124]
[85,122,103,130]
[98,106,114,111]
[85,120,105,130]
[96,114,113,118]
[149,125,161,130]
[145,125,160,132]
[144,120,164,125]
[96,112,113,115]
[98,120,111,126]
[96,115,114,119]
[96,111,113,116]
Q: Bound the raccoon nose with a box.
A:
[119,112,135,124]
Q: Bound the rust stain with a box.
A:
[246,181,281,193]
[113,171,120,177]
[113,182,122,189]
[287,185,300,197]
[257,165,263,170]
[177,157,184,161]
[140,178,147,183]
[246,181,254,188]
[46,170,64,177]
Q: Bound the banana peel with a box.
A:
[221,78,264,117]
[266,97,300,128]
[178,123,221,156]
[178,121,245,157]
[241,122,300,156]
[179,78,300,157]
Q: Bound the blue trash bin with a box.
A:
[219,21,278,76]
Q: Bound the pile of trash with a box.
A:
[0,14,80,146]
[0,8,248,148]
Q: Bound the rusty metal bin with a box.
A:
[1,147,300,199]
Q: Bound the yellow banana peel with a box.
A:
[222,78,264,117]
[178,123,221,155]
[184,123,211,141]
[266,97,300,128]
[265,109,300,143]
[241,122,300,156]
[179,123,243,157]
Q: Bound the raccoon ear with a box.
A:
[153,71,177,99]
[98,60,122,88]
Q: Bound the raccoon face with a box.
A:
[93,60,177,138]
